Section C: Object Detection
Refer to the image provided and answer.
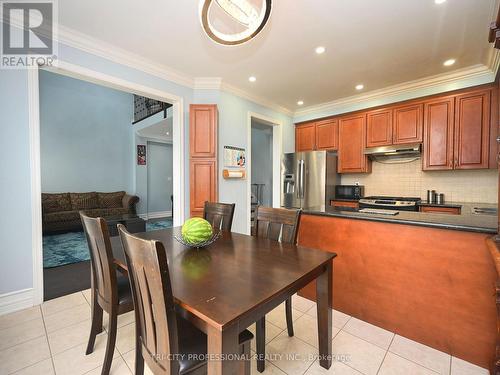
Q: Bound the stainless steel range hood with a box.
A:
[364,143,421,163]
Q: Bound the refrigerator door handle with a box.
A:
[299,160,305,199]
[296,160,301,199]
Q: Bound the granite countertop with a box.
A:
[303,203,498,234]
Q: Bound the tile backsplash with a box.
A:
[341,159,498,203]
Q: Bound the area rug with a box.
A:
[43,218,173,268]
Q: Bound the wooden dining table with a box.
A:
[110,228,336,375]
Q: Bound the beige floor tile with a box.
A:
[121,350,154,375]
[11,359,54,375]
[250,356,287,375]
[266,331,317,375]
[293,314,340,348]
[266,305,304,330]
[52,337,119,375]
[343,317,394,350]
[248,321,284,352]
[292,294,316,313]
[379,352,439,375]
[0,336,51,374]
[0,317,46,351]
[44,303,91,333]
[305,360,363,375]
[103,311,135,332]
[48,319,103,355]
[389,335,450,375]
[115,322,136,355]
[41,292,87,317]
[332,330,386,375]
[85,355,132,375]
[305,307,351,329]
[82,289,92,305]
[0,306,41,330]
[451,357,489,375]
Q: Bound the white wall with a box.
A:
[251,123,273,206]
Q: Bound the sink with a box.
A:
[471,207,498,215]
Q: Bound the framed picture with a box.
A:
[137,144,146,165]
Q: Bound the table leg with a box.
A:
[207,324,240,375]
[317,261,332,369]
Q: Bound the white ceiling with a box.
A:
[58,0,497,112]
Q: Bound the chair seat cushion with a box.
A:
[177,315,253,375]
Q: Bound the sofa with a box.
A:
[42,191,139,234]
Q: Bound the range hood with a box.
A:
[364,143,421,163]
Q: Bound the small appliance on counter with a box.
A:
[358,196,421,212]
[426,190,445,204]
[335,184,364,200]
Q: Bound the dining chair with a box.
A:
[117,224,254,375]
[203,201,236,231]
[253,206,301,372]
[80,212,134,375]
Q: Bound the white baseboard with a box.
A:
[0,288,35,316]
[139,210,173,220]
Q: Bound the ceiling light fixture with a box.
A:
[315,46,326,54]
[200,0,272,45]
[434,0,447,4]
[355,84,364,90]
[443,59,456,66]
[248,76,256,82]
[297,100,304,106]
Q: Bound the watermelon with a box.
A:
[181,218,213,245]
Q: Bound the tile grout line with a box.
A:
[386,348,443,374]
[375,333,395,375]
[40,305,57,375]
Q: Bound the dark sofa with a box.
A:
[42,191,139,234]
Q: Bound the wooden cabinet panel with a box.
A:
[454,90,491,169]
[316,119,338,150]
[393,104,423,144]
[295,123,316,151]
[419,206,461,215]
[330,200,359,209]
[338,114,370,173]
[190,104,217,158]
[366,108,393,147]
[423,98,455,170]
[190,160,217,217]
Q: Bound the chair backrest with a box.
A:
[80,212,117,310]
[203,201,236,231]
[118,224,179,375]
[254,206,301,245]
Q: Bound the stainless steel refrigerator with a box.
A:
[281,150,340,209]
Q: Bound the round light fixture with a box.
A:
[434,0,447,4]
[443,59,456,66]
[355,84,364,90]
[248,76,256,82]
[315,46,326,54]
[297,100,304,106]
[200,0,272,45]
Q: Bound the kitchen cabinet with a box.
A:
[393,103,423,144]
[338,114,371,173]
[366,108,393,147]
[423,97,455,170]
[454,90,491,169]
[190,160,217,217]
[419,206,461,215]
[295,122,316,151]
[316,119,338,150]
[330,200,359,209]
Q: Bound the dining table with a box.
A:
[110,227,336,375]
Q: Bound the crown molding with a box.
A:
[193,77,223,90]
[294,64,495,119]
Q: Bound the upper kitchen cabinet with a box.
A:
[316,118,338,150]
[189,104,217,158]
[423,97,455,170]
[338,114,371,173]
[454,89,491,169]
[295,122,316,151]
[393,103,424,144]
[366,108,393,147]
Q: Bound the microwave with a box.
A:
[335,185,364,200]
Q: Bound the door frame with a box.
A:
[246,111,282,235]
[28,60,185,305]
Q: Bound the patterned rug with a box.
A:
[43,218,173,268]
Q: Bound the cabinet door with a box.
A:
[316,119,338,150]
[366,108,393,147]
[454,90,491,169]
[295,123,316,151]
[190,104,217,158]
[338,114,370,173]
[393,104,423,144]
[422,98,455,170]
[190,160,217,217]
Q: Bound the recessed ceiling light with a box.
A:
[315,46,326,54]
[355,84,364,90]
[443,59,456,66]
[434,0,446,4]
[248,76,256,82]
[297,100,304,106]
